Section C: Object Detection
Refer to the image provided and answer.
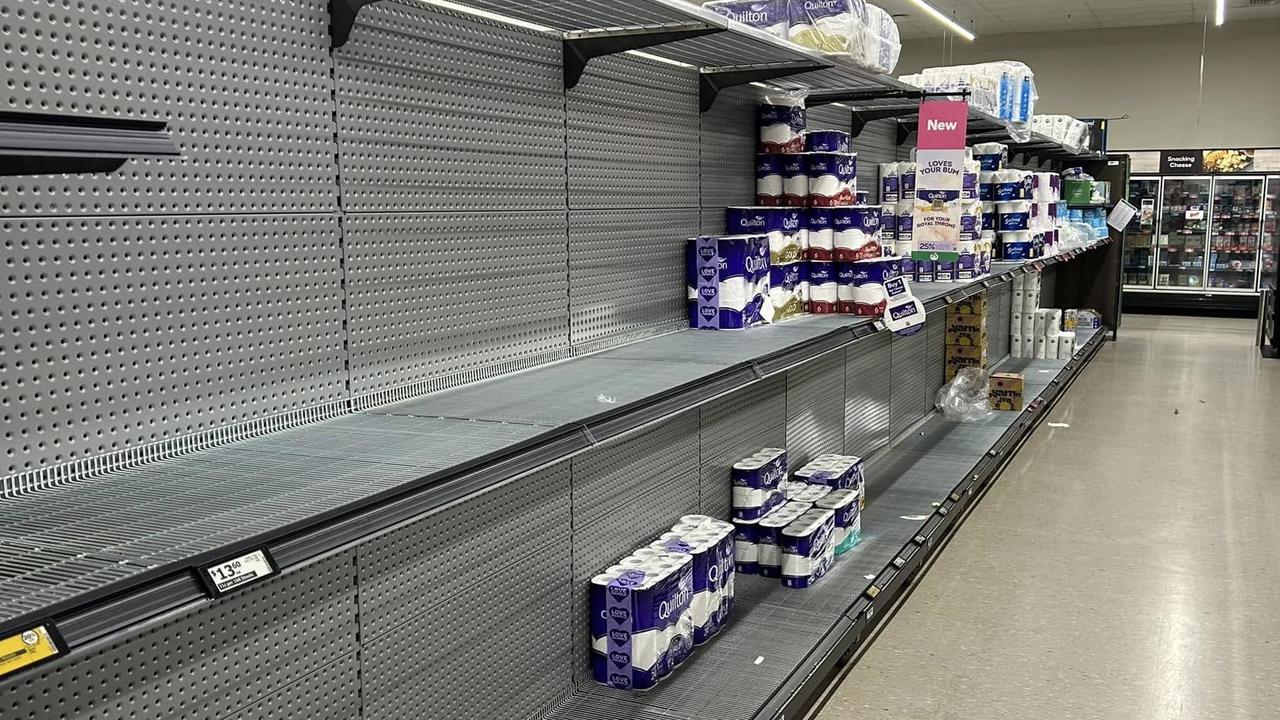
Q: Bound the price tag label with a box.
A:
[199,548,278,596]
[0,624,63,679]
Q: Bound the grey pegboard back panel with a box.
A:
[853,119,902,203]
[785,351,846,469]
[699,84,759,209]
[0,552,356,720]
[568,54,700,209]
[568,208,698,349]
[926,311,947,403]
[222,655,362,720]
[572,412,699,526]
[335,0,566,212]
[358,461,570,637]
[361,541,572,720]
[844,332,891,456]
[0,213,348,480]
[342,211,571,397]
[699,374,786,520]
[988,281,1013,362]
[889,328,930,439]
[0,0,338,217]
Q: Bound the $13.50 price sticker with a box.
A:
[199,548,278,596]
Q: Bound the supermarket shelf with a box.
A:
[0,111,180,176]
[547,327,1106,720]
[0,237,1113,669]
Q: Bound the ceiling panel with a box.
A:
[877,0,1280,39]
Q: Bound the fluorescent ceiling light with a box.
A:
[626,50,695,68]
[1215,0,1226,25]
[421,0,554,33]
[907,0,976,41]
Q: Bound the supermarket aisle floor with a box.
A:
[815,315,1280,720]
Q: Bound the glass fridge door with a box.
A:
[1156,177,1211,289]
[1207,176,1264,291]
[1261,177,1278,290]
[1123,177,1161,288]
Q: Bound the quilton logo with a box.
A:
[734,214,767,231]
[781,214,801,232]
[890,302,919,320]
[805,0,841,10]
[745,253,768,275]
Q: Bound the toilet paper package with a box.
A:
[807,152,857,206]
[704,0,790,38]
[895,202,913,245]
[961,159,980,200]
[806,130,852,153]
[1032,310,1047,338]
[796,454,864,492]
[982,209,997,231]
[780,509,837,589]
[1031,172,1061,202]
[841,257,900,315]
[791,484,833,504]
[1030,202,1055,231]
[732,448,788,490]
[1021,312,1034,336]
[1010,333,1024,358]
[997,201,1032,231]
[757,502,815,578]
[899,162,916,199]
[758,91,807,153]
[814,489,861,554]
[881,208,897,244]
[806,208,834,261]
[1057,331,1077,359]
[1034,334,1048,359]
[779,479,810,499]
[687,236,770,330]
[880,162,900,203]
[732,518,761,574]
[1046,333,1060,358]
[781,153,809,206]
[769,262,807,320]
[756,154,784,205]
[999,231,1033,260]
[833,205,882,261]
[732,484,785,521]
[806,262,837,313]
[960,201,982,242]
[591,552,694,690]
[994,169,1031,201]
[1010,311,1025,336]
[858,3,902,74]
[913,255,935,283]
[979,172,996,202]
[726,207,805,263]
[956,240,979,280]
[650,522,735,645]
[972,142,1008,171]
[788,0,867,53]
[1043,308,1063,333]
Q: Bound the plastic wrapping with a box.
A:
[1058,222,1097,249]
[902,62,1038,142]
[935,367,994,422]
[786,0,901,73]
[758,89,808,154]
[703,0,790,38]
[1032,114,1091,154]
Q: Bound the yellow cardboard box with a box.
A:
[945,312,988,347]
[945,345,989,380]
[951,294,987,316]
[989,372,1025,411]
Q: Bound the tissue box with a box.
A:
[952,294,987,315]
[989,372,1024,411]
[945,312,988,347]
[945,344,989,381]
[1063,179,1094,205]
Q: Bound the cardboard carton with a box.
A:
[989,372,1025,411]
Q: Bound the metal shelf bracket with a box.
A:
[566,24,723,89]
[699,60,828,112]
[330,0,378,49]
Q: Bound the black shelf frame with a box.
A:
[0,111,180,177]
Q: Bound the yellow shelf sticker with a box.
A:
[0,625,61,678]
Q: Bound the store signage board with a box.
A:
[1160,148,1263,174]
[913,100,967,267]
[198,547,278,596]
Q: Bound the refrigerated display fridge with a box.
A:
[1262,176,1278,289]
[1207,176,1264,290]
[1123,177,1160,288]
[1155,177,1211,289]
